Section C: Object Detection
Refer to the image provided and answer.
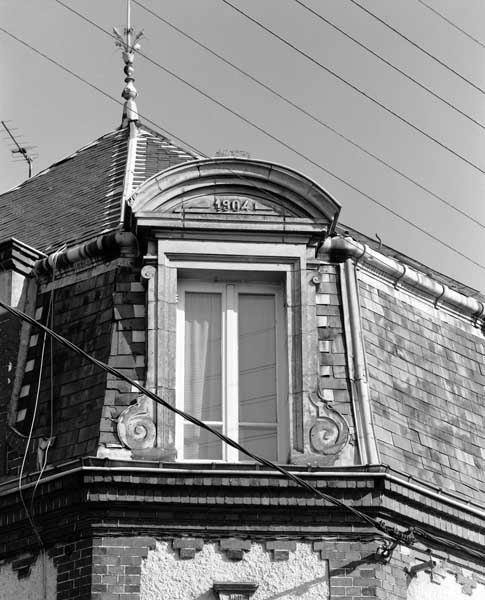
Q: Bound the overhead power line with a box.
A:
[0,28,202,158]
[293,0,484,129]
[132,0,485,231]
[4,296,485,563]
[0,296,412,547]
[1,24,484,270]
[349,0,485,94]
[416,0,485,49]
[220,0,485,175]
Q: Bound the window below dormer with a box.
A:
[138,239,308,465]
[176,274,288,462]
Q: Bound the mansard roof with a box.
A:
[0,124,199,253]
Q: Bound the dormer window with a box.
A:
[128,157,342,465]
[176,272,288,461]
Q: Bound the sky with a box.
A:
[1,0,485,293]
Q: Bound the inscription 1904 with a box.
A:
[213,199,256,212]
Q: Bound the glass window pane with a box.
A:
[184,292,222,421]
[184,424,222,460]
[239,426,277,461]
[238,294,277,423]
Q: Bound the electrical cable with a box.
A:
[30,248,63,512]
[5,296,485,563]
[348,0,485,94]
[130,0,485,231]
[220,0,485,174]
[1,25,484,271]
[415,0,485,50]
[413,526,485,563]
[16,248,61,552]
[293,0,484,129]
[0,296,414,546]
[17,302,52,550]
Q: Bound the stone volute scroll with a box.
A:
[117,394,156,450]
[308,388,349,459]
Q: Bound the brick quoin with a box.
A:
[327,541,409,600]
[91,536,155,599]
[51,539,94,600]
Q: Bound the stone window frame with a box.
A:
[142,238,317,463]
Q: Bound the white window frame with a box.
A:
[145,239,310,465]
[176,276,288,462]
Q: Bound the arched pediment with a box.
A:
[129,158,341,235]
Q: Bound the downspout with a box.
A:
[342,258,380,465]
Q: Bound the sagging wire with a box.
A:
[2,23,485,273]
[17,304,50,551]
[0,297,414,549]
[30,248,63,514]
[412,526,485,564]
[16,249,62,600]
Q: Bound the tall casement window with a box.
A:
[130,158,342,467]
[176,273,288,462]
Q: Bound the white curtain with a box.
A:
[184,292,222,459]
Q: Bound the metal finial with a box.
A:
[113,0,143,125]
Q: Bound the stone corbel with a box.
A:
[219,538,251,561]
[172,538,204,560]
[266,540,296,561]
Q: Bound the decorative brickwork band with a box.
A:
[219,538,251,561]
[172,538,204,559]
[117,394,156,450]
[457,573,478,596]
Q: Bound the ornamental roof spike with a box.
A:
[114,0,144,127]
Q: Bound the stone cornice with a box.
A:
[0,461,483,530]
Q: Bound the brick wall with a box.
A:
[328,540,410,600]
[0,311,21,474]
[99,264,146,450]
[51,539,94,600]
[316,265,354,432]
[92,536,155,599]
[6,266,118,473]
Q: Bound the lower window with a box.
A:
[176,273,287,462]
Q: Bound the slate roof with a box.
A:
[0,124,199,253]
[359,274,485,504]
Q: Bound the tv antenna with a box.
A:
[1,120,37,178]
